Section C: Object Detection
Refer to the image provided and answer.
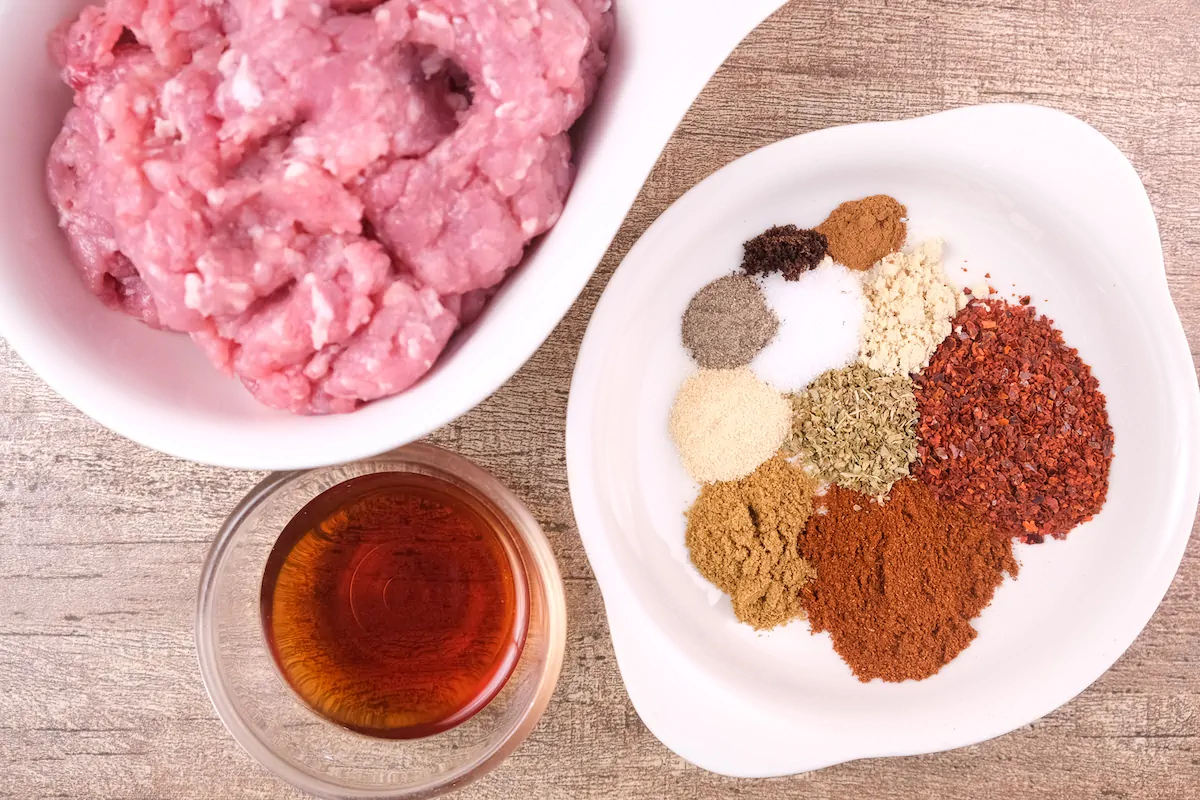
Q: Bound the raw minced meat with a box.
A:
[47,0,613,414]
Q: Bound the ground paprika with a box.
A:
[797,480,1017,682]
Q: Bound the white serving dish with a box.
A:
[566,104,1200,776]
[0,0,787,469]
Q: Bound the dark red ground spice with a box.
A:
[913,299,1114,544]
[741,225,828,280]
[798,480,1017,682]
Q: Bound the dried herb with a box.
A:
[787,364,918,496]
[913,299,1114,543]
[798,480,1018,682]
[742,225,828,280]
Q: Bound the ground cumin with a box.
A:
[817,195,907,271]
[797,480,1017,682]
[686,456,817,630]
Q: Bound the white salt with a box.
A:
[752,258,864,392]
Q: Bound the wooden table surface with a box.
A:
[4,1,1200,797]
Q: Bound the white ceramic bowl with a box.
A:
[0,0,787,469]
[566,104,1200,776]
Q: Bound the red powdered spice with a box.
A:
[913,300,1114,543]
[797,480,1017,683]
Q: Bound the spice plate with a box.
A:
[565,104,1200,776]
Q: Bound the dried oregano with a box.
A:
[786,364,918,496]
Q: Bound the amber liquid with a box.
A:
[260,471,528,739]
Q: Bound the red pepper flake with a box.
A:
[912,299,1114,544]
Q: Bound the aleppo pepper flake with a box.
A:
[912,299,1114,544]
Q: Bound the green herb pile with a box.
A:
[786,364,918,497]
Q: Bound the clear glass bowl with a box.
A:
[196,444,566,799]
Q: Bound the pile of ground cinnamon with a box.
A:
[686,456,817,629]
[797,479,1017,682]
[817,195,907,271]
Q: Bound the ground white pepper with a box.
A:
[858,239,966,376]
[669,368,791,484]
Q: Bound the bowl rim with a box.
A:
[195,442,567,799]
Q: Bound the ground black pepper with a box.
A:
[681,274,778,369]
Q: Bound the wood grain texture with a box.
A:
[3,0,1200,797]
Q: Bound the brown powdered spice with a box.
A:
[741,225,828,280]
[914,299,1114,543]
[798,480,1017,682]
[686,456,817,630]
[817,195,907,271]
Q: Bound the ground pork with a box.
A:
[47,0,613,414]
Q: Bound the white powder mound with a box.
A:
[669,368,791,484]
[752,258,865,393]
[858,239,967,376]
